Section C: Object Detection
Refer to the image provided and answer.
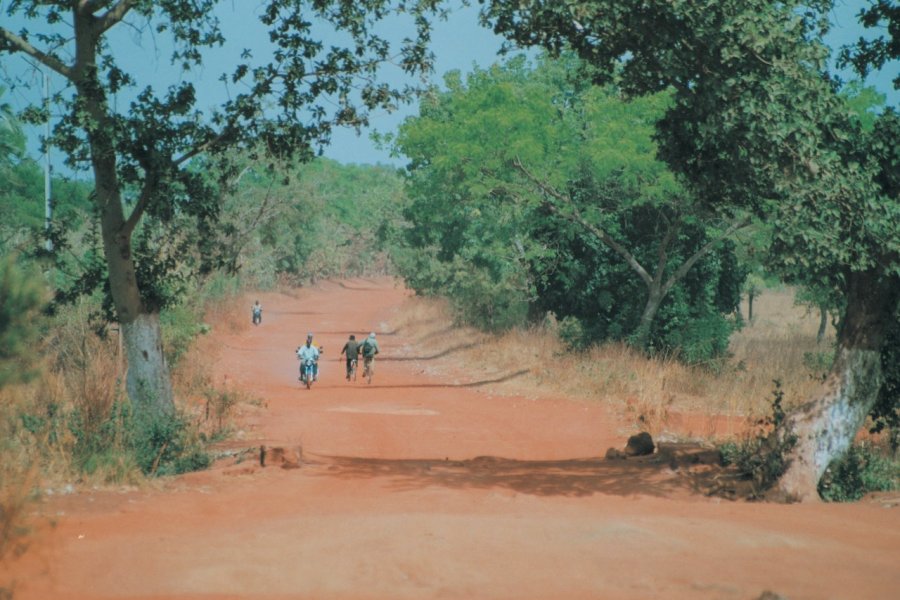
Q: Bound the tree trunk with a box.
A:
[816,306,828,344]
[77,60,175,418]
[632,287,663,349]
[772,272,896,502]
[748,290,756,323]
[122,314,175,417]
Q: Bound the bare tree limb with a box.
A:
[81,0,117,14]
[511,156,654,286]
[0,27,73,79]
[122,174,157,237]
[95,0,138,35]
[660,217,749,297]
[174,128,234,166]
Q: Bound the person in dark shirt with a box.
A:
[339,334,361,381]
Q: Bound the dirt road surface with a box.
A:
[9,278,900,599]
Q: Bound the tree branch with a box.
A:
[174,128,233,166]
[661,217,750,297]
[81,0,116,13]
[0,27,73,79]
[95,0,137,34]
[652,217,679,286]
[122,175,156,237]
[511,156,653,286]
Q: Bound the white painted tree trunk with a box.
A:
[773,272,895,502]
[122,314,175,418]
[773,346,882,502]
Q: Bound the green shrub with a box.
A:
[0,255,49,388]
[718,381,796,496]
[557,315,587,350]
[23,396,212,482]
[818,443,899,502]
[161,302,206,367]
[132,410,210,477]
[660,313,735,367]
[802,350,834,379]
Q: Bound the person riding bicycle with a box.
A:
[339,334,361,381]
[296,333,320,382]
[251,300,262,325]
[360,332,379,378]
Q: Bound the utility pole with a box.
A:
[43,70,52,251]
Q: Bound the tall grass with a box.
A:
[391,288,831,439]
[2,274,251,492]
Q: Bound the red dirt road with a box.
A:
[9,278,900,599]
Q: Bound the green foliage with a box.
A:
[211,158,407,287]
[394,54,746,358]
[557,315,587,350]
[160,299,208,368]
[658,314,735,368]
[870,303,900,452]
[131,410,210,477]
[481,0,900,492]
[802,350,834,378]
[719,381,797,495]
[2,1,441,418]
[818,443,899,502]
[1,0,438,315]
[0,255,49,387]
[27,396,211,480]
[838,0,900,89]
[481,0,900,302]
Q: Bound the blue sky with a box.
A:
[1,0,896,169]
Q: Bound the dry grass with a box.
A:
[173,290,258,438]
[203,292,252,336]
[390,288,831,440]
[0,384,44,596]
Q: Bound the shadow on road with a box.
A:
[357,369,529,389]
[381,342,479,361]
[307,445,738,500]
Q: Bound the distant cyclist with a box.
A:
[251,300,262,325]
[296,333,320,382]
[360,332,379,382]
[339,334,361,381]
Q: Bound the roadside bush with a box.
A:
[817,443,899,502]
[161,303,206,368]
[12,300,213,483]
[557,315,588,350]
[802,350,834,379]
[658,313,735,368]
[718,381,797,497]
[132,411,210,477]
[203,387,242,437]
[0,255,49,386]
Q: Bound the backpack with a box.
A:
[362,339,374,357]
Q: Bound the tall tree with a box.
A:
[479,0,900,500]
[395,55,746,351]
[0,1,438,420]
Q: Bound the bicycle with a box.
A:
[362,355,374,384]
[348,357,358,382]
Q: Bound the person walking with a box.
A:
[251,300,262,325]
